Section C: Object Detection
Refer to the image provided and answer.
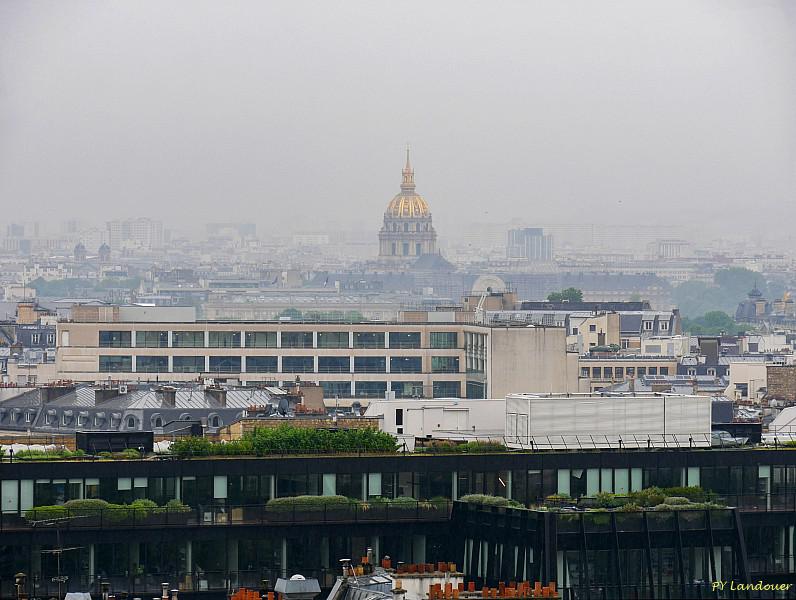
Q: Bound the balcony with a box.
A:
[1,500,453,532]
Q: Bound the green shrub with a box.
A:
[64,499,109,518]
[130,498,158,518]
[628,487,665,507]
[155,499,191,515]
[662,496,690,506]
[170,426,398,457]
[266,495,353,512]
[14,448,86,461]
[170,436,214,456]
[98,451,113,459]
[458,494,523,508]
[594,492,623,509]
[661,486,710,502]
[25,505,68,521]
[117,448,141,459]
[616,502,642,512]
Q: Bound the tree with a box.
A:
[547,288,583,303]
[681,311,742,335]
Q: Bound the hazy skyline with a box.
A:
[1,1,794,236]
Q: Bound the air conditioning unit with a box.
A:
[118,384,128,394]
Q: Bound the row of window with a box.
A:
[98,355,460,374]
[3,463,786,515]
[98,330,460,349]
[319,380,461,398]
[581,365,670,379]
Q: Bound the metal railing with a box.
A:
[0,500,453,532]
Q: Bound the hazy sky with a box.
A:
[1,1,794,236]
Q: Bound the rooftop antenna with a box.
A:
[32,516,87,599]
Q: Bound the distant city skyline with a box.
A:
[1,1,794,234]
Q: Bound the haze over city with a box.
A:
[3,3,796,597]
[2,1,795,235]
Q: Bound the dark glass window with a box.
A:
[281,332,313,348]
[355,381,387,397]
[432,381,460,398]
[390,356,422,373]
[431,356,459,373]
[353,332,384,348]
[318,356,350,373]
[430,332,458,348]
[208,331,240,348]
[136,356,169,373]
[173,331,205,348]
[99,355,132,372]
[245,331,277,348]
[354,356,386,373]
[389,332,421,349]
[282,356,315,373]
[135,331,168,348]
[99,331,131,348]
[208,356,241,373]
[173,356,205,373]
[317,332,349,348]
[246,356,278,373]
[320,381,351,397]
[391,381,423,398]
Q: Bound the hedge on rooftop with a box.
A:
[170,425,398,456]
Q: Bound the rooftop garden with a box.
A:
[169,425,398,457]
[458,486,726,515]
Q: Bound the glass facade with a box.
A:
[99,355,132,372]
[208,331,241,348]
[353,356,386,373]
[353,332,384,348]
[431,356,459,373]
[430,332,458,349]
[433,380,461,398]
[99,331,131,348]
[389,332,421,348]
[173,356,204,373]
[245,331,277,348]
[355,381,387,397]
[246,356,278,373]
[316,332,349,348]
[389,356,422,373]
[318,356,350,373]
[208,356,241,373]
[135,356,169,373]
[135,331,168,348]
[282,356,314,373]
[281,332,313,348]
[173,331,205,348]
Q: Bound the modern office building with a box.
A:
[51,305,579,399]
[0,447,794,598]
[506,228,554,263]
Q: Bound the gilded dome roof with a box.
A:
[385,147,430,218]
[387,192,429,218]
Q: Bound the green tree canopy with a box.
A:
[547,288,583,303]
[681,311,743,335]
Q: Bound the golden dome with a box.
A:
[387,192,430,218]
[385,146,431,218]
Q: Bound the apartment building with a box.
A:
[54,306,578,399]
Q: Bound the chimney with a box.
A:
[41,385,76,403]
[274,577,321,600]
[160,386,176,408]
[392,580,407,600]
[206,387,227,407]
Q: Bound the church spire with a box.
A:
[401,144,415,192]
